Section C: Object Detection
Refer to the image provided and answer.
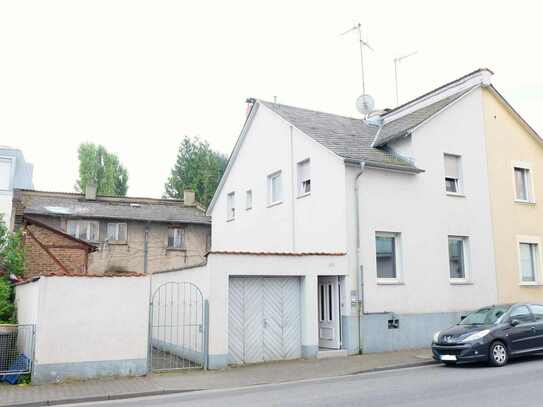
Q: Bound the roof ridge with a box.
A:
[258,99,362,122]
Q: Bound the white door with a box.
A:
[318,276,341,349]
[229,277,301,364]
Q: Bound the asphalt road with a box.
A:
[69,355,543,407]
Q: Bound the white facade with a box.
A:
[0,147,33,228]
[355,88,497,315]
[211,105,347,253]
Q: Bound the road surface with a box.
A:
[67,356,543,406]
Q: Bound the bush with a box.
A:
[0,218,25,323]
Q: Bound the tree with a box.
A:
[164,136,227,208]
[0,219,24,323]
[76,143,129,196]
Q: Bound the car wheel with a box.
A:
[489,341,508,367]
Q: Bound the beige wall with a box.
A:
[483,88,543,303]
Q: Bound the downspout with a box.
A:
[354,162,366,353]
[289,125,297,251]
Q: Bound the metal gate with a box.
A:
[149,282,207,372]
[0,324,35,381]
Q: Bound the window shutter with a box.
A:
[444,155,459,179]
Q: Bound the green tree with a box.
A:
[0,219,25,323]
[76,143,129,196]
[164,136,227,208]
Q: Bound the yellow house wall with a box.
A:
[482,88,543,303]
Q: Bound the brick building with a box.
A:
[13,188,211,275]
[22,217,96,278]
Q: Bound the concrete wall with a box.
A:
[16,276,150,384]
[482,88,543,303]
[210,104,347,253]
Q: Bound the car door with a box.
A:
[506,305,537,353]
[529,304,543,349]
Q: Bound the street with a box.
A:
[67,356,543,407]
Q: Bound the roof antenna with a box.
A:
[393,51,418,105]
[341,22,375,116]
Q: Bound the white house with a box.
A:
[165,69,500,368]
[0,146,33,229]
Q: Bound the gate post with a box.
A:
[203,300,209,370]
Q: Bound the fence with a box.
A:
[0,324,34,378]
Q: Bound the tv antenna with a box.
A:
[341,23,375,115]
[393,51,417,105]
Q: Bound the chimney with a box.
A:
[183,189,196,206]
[85,183,97,200]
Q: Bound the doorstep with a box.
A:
[317,348,349,359]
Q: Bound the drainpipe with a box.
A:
[354,162,366,353]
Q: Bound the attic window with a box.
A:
[444,154,463,194]
[297,159,311,196]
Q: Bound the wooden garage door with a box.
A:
[229,277,301,364]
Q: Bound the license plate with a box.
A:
[441,355,457,361]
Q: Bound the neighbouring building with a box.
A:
[482,85,543,303]
[0,146,33,229]
[21,217,96,278]
[13,187,211,276]
[164,68,543,369]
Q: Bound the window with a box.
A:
[510,305,535,323]
[520,242,539,282]
[514,166,532,202]
[0,158,12,191]
[168,227,184,249]
[67,220,99,241]
[107,223,127,242]
[448,237,468,280]
[297,159,311,196]
[530,305,543,321]
[268,171,282,205]
[245,190,253,210]
[227,192,235,220]
[444,154,462,194]
[375,232,400,281]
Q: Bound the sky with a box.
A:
[1,0,542,198]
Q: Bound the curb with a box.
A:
[5,360,438,407]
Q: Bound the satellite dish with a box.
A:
[356,94,375,115]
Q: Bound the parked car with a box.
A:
[432,303,543,367]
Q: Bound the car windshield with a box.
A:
[459,305,511,325]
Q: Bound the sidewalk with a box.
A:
[0,348,435,407]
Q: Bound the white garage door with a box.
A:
[229,277,301,364]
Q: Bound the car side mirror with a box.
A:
[510,319,520,327]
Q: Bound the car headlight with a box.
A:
[433,331,440,343]
[461,329,490,343]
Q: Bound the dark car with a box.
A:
[432,303,543,367]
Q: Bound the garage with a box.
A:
[228,276,302,364]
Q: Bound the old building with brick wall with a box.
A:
[22,217,96,278]
[13,188,211,275]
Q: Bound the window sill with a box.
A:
[446,192,465,198]
[519,282,543,287]
[166,247,186,252]
[514,199,536,205]
[106,241,128,246]
[376,279,404,285]
[267,201,283,208]
[226,217,235,222]
[449,280,472,285]
[297,192,311,199]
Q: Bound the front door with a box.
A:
[318,276,341,349]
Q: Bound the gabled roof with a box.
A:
[16,189,211,225]
[260,101,421,172]
[373,87,476,147]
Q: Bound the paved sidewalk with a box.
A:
[0,348,434,406]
